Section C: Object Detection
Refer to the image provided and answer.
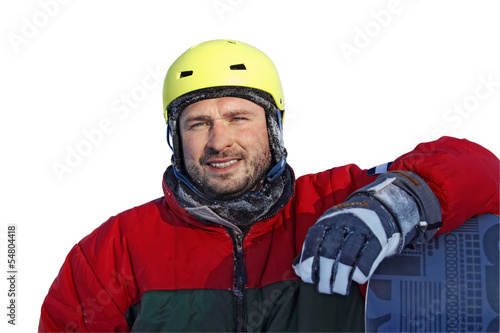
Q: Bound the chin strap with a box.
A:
[265,108,286,182]
[167,125,213,201]
[166,125,174,152]
[266,156,286,182]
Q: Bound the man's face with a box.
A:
[179,97,272,201]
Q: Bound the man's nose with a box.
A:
[206,121,234,152]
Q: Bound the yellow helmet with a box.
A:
[162,39,285,122]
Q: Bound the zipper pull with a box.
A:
[235,233,247,285]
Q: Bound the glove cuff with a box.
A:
[349,170,442,252]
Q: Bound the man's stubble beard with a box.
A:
[184,149,272,201]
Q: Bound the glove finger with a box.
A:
[351,236,383,284]
[352,232,402,284]
[331,232,368,295]
[317,226,348,294]
[294,225,329,283]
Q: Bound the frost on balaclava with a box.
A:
[164,86,293,228]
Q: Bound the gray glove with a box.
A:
[293,171,442,295]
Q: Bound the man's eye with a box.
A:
[190,122,208,129]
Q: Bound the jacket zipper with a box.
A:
[229,229,247,332]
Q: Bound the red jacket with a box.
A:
[39,137,499,332]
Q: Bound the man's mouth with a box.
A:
[208,160,239,168]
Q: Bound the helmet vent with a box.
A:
[230,64,246,70]
[179,70,193,78]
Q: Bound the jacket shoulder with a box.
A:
[79,197,166,244]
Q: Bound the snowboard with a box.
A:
[365,214,499,332]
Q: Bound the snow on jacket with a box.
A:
[39,137,499,332]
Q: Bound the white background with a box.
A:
[1,0,499,331]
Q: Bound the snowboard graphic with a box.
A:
[365,214,499,332]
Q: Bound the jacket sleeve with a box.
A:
[388,136,499,234]
[38,243,131,332]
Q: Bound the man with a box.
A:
[39,39,499,332]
